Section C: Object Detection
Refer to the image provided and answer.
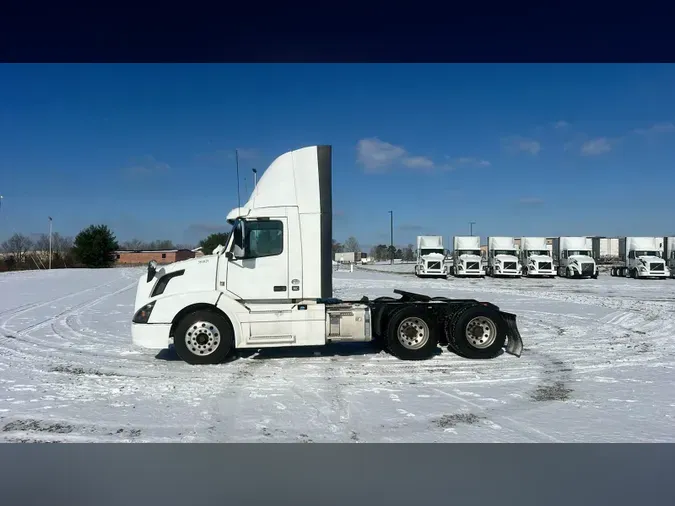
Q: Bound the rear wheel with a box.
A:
[447,305,507,359]
[174,309,234,365]
[385,306,439,360]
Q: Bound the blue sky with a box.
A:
[1,63,675,249]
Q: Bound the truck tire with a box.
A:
[446,305,507,359]
[173,309,234,365]
[385,306,439,360]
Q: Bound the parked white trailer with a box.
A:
[130,146,523,365]
[486,237,521,278]
[665,237,675,278]
[552,237,598,279]
[609,237,670,279]
[335,252,357,263]
[450,236,485,277]
[414,235,447,278]
[519,237,555,277]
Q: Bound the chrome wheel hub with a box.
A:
[397,317,430,350]
[185,320,220,356]
[465,316,497,349]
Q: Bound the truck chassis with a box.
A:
[163,287,523,365]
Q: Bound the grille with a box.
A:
[503,262,517,270]
[581,263,594,275]
[427,261,441,270]
[538,262,552,270]
[466,262,480,270]
[650,263,664,271]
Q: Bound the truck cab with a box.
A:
[610,237,670,279]
[451,236,485,277]
[486,237,521,278]
[414,236,447,278]
[519,237,555,277]
[553,236,598,279]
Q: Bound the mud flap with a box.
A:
[500,311,523,357]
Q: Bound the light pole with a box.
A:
[469,221,476,236]
[48,216,53,270]
[389,210,394,264]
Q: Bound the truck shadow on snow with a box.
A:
[154,342,445,362]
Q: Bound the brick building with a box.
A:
[115,248,196,265]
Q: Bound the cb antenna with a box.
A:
[235,149,241,209]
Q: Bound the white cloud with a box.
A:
[123,155,170,176]
[633,122,675,136]
[402,156,435,169]
[502,136,541,155]
[356,138,407,172]
[553,120,570,129]
[356,137,442,173]
[580,137,612,156]
[456,157,491,167]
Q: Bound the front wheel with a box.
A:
[385,306,439,360]
[174,309,234,365]
[447,305,507,359]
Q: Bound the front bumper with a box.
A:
[418,268,446,276]
[527,269,555,276]
[637,270,669,278]
[132,323,171,349]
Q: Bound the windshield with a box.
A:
[493,249,516,256]
[527,250,550,256]
[635,250,660,257]
[568,250,592,256]
[421,248,444,256]
[458,249,481,256]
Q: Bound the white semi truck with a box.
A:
[609,237,670,279]
[130,146,523,365]
[519,237,555,278]
[414,235,447,278]
[486,237,521,278]
[552,237,598,279]
[450,236,485,277]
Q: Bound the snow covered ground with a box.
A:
[0,266,674,443]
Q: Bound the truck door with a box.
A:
[226,217,289,301]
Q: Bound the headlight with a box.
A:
[133,301,156,323]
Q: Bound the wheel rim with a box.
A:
[184,320,221,357]
[397,317,430,350]
[465,316,498,349]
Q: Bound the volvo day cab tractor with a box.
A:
[486,237,521,278]
[519,237,555,278]
[609,237,670,279]
[553,237,598,279]
[414,235,447,278]
[450,236,485,277]
[130,146,523,365]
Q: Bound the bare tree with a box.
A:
[343,236,360,254]
[1,233,34,264]
[122,238,145,250]
[147,239,175,250]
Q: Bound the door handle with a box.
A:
[273,286,287,292]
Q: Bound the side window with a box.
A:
[245,220,283,258]
[629,251,634,259]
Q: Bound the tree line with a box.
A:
[332,236,417,262]
[0,224,228,272]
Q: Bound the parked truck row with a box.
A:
[413,235,674,280]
